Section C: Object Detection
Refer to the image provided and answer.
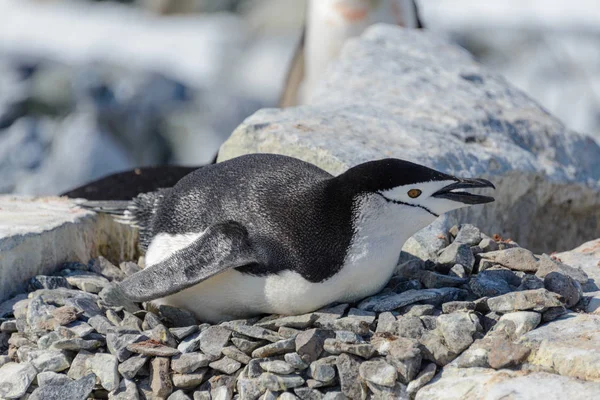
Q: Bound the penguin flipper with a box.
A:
[118,220,259,302]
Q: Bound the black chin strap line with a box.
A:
[376,193,440,218]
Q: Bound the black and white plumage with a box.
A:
[84,153,495,323]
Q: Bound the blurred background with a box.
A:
[1,0,599,195]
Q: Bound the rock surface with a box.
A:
[218,25,600,254]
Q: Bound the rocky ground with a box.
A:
[1,224,599,400]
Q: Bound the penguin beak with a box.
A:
[433,178,495,205]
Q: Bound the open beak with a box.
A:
[433,178,496,205]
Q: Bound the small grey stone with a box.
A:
[336,353,367,400]
[65,271,109,293]
[158,305,197,327]
[449,264,468,278]
[211,384,233,400]
[253,338,296,358]
[544,272,582,308]
[470,270,516,298]
[227,324,281,343]
[51,337,101,351]
[279,392,299,400]
[478,237,499,252]
[542,305,567,322]
[285,352,309,370]
[496,311,541,337]
[334,330,364,344]
[106,309,123,325]
[0,293,28,318]
[487,337,531,369]
[67,350,93,380]
[88,315,114,334]
[518,275,545,291]
[294,387,324,400]
[209,356,242,374]
[193,391,212,400]
[376,312,397,333]
[109,377,139,400]
[178,331,203,353]
[64,320,95,337]
[437,242,476,273]
[480,248,539,273]
[172,370,208,389]
[247,359,264,378]
[29,373,96,400]
[406,363,436,396]
[436,312,481,354]
[279,326,302,339]
[442,301,476,314]
[65,295,103,318]
[31,350,70,372]
[118,354,148,379]
[142,312,162,331]
[260,360,295,375]
[232,337,266,354]
[371,335,421,384]
[400,304,437,317]
[29,275,72,291]
[119,261,142,277]
[535,254,589,284]
[37,371,73,387]
[295,329,336,363]
[257,314,317,330]
[151,357,173,398]
[418,331,456,366]
[323,339,375,359]
[127,340,181,357]
[0,362,37,398]
[89,256,127,281]
[121,311,143,331]
[420,270,468,289]
[258,372,305,391]
[107,331,149,362]
[391,316,424,339]
[168,389,193,400]
[172,352,217,374]
[222,345,252,364]
[321,391,345,400]
[487,288,563,313]
[454,224,482,246]
[310,361,336,384]
[332,318,370,335]
[151,324,179,348]
[199,325,232,357]
[0,319,17,333]
[313,304,349,329]
[358,289,439,312]
[359,359,397,387]
[347,308,376,324]
[170,325,199,341]
[87,353,120,391]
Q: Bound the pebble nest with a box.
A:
[0,224,593,400]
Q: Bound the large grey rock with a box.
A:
[0,362,37,398]
[0,196,137,302]
[218,25,600,253]
[416,367,600,400]
[554,239,600,290]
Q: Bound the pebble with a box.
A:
[480,248,539,272]
[232,337,266,354]
[0,320,17,333]
[322,391,345,400]
[209,356,242,374]
[199,325,232,356]
[257,313,318,330]
[420,270,468,289]
[110,377,140,400]
[334,330,364,344]
[358,289,439,312]
[359,359,397,387]
[418,331,456,366]
[193,391,212,400]
[436,312,481,354]
[313,304,349,329]
[65,271,110,293]
[323,339,375,359]
[442,301,476,314]
[336,353,367,400]
[67,350,93,380]
[51,337,102,351]
[171,352,219,373]
[151,324,179,348]
[31,350,70,372]
[88,314,114,334]
[487,289,563,313]
[437,242,475,273]
[29,373,96,400]
[128,339,181,356]
[172,371,208,389]
[332,318,370,335]
[487,337,531,369]
[497,311,541,337]
[143,312,162,330]
[347,308,376,324]
[170,325,199,341]
[65,295,103,318]
[222,345,252,364]
[535,254,589,284]
[88,352,120,391]
[168,389,193,400]
[89,256,127,281]
[261,360,295,374]
[310,360,336,384]
[295,329,335,363]
[151,357,173,398]
[252,338,296,358]
[478,237,499,252]
[542,305,568,322]
[0,362,37,398]
[258,372,305,391]
[64,320,94,337]
[37,370,73,386]
[391,316,424,339]
[118,354,148,379]
[228,324,282,342]
[121,311,143,330]
[543,272,582,308]
[449,264,468,278]
[285,352,309,370]
[406,362,436,396]
[107,331,149,362]
[29,275,72,291]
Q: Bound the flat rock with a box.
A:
[109,378,140,400]
[313,304,349,329]
[209,356,242,374]
[88,353,120,391]
[252,338,296,358]
[497,311,541,337]
[118,354,148,379]
[199,325,232,357]
[172,371,208,389]
[535,254,590,285]
[29,275,72,291]
[151,357,173,398]
[437,242,475,273]
[358,289,439,312]
[295,329,335,363]
[480,248,539,272]
[0,362,37,398]
[416,367,600,400]
[218,25,600,253]
[107,331,149,362]
[257,313,318,330]
[261,360,295,375]
[127,339,181,357]
[65,271,109,293]
[170,325,199,341]
[336,353,367,400]
[226,324,281,343]
[487,289,563,313]
[29,373,96,400]
[406,362,436,396]
[436,312,481,354]
[258,372,305,391]
[359,359,397,387]
[30,350,70,372]
[519,313,600,381]
[324,339,375,359]
[37,370,73,386]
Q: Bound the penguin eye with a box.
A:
[408,189,422,198]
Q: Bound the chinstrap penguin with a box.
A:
[84,153,495,323]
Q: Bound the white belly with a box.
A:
[152,235,404,323]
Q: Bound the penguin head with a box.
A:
[339,158,495,219]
